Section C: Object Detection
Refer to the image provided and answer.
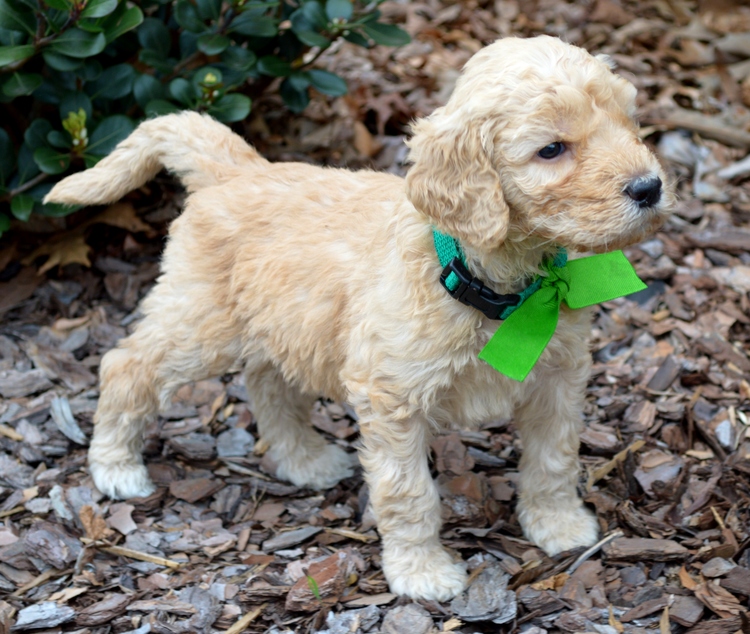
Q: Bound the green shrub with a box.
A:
[0,0,409,237]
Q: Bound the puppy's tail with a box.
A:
[45,111,264,206]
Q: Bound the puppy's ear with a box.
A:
[406,114,509,252]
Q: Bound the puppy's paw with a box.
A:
[383,544,467,602]
[518,502,599,556]
[275,443,356,490]
[90,460,156,500]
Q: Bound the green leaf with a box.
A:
[77,58,103,82]
[291,25,329,47]
[80,0,118,18]
[197,32,229,55]
[208,93,251,123]
[42,49,82,71]
[306,575,322,601]
[0,44,34,68]
[49,28,107,58]
[86,63,135,100]
[300,1,327,29]
[0,213,10,236]
[169,77,195,105]
[133,73,165,108]
[280,75,308,113]
[1,71,41,97]
[221,45,256,71]
[88,115,134,156]
[17,143,40,183]
[44,0,73,10]
[138,49,174,73]
[60,91,92,121]
[325,0,352,21]
[361,22,410,46]
[0,128,14,184]
[33,147,71,175]
[257,55,291,77]
[137,17,170,57]
[10,194,33,221]
[144,98,180,117]
[174,0,207,33]
[47,129,71,150]
[228,12,277,37]
[343,30,369,47]
[195,0,221,21]
[0,0,35,36]
[307,69,346,96]
[100,4,143,43]
[193,65,222,86]
[38,201,81,217]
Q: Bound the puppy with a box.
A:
[46,35,672,601]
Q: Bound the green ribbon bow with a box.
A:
[477,250,646,381]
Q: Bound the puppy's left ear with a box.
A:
[406,114,509,252]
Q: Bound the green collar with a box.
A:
[432,228,565,321]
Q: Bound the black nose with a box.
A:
[624,176,662,208]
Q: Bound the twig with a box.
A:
[80,537,182,569]
[0,424,23,441]
[325,527,378,542]
[566,531,624,575]
[11,567,72,598]
[586,440,645,491]
[0,172,49,204]
[222,602,267,634]
[0,506,25,519]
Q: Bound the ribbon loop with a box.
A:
[478,250,646,382]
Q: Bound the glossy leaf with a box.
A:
[325,0,352,21]
[88,115,135,156]
[33,147,71,175]
[10,193,33,221]
[197,33,230,55]
[133,73,165,108]
[100,4,144,43]
[137,17,170,57]
[0,0,35,36]
[86,63,135,100]
[47,129,71,150]
[361,21,410,46]
[195,0,221,21]
[42,50,83,72]
[300,1,327,29]
[280,75,308,113]
[80,0,118,19]
[221,45,256,71]
[257,55,291,77]
[145,99,180,117]
[44,0,73,10]
[229,12,277,37]
[25,120,53,150]
[169,77,195,105]
[174,0,207,33]
[0,44,34,68]
[1,71,42,97]
[0,214,9,236]
[208,93,251,122]
[16,142,40,183]
[307,69,346,96]
[49,29,107,58]
[343,30,369,47]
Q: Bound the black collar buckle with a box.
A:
[440,258,520,321]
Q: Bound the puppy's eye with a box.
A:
[537,142,566,159]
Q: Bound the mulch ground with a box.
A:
[2,0,750,632]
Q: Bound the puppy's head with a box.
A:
[406,35,673,254]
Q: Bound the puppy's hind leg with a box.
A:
[91,298,237,499]
[244,365,355,489]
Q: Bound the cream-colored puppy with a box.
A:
[46,36,672,601]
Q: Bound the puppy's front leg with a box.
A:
[359,416,467,601]
[515,362,599,555]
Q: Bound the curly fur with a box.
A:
[45,35,672,601]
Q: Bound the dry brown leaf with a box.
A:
[23,233,91,274]
[660,606,670,634]
[531,572,570,591]
[680,565,698,590]
[90,202,153,235]
[693,580,746,618]
[79,505,113,541]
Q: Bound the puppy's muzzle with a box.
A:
[624,175,662,209]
